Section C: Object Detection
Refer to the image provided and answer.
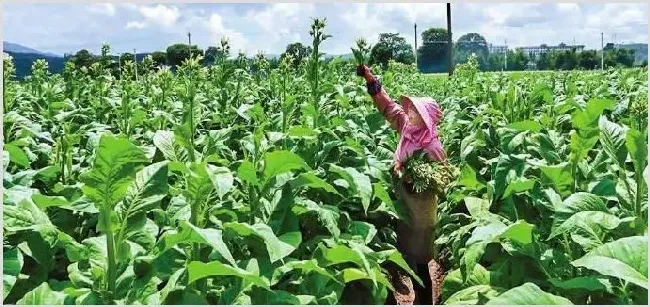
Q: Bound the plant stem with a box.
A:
[561,234,572,259]
[102,210,117,297]
[189,91,196,162]
[634,168,644,226]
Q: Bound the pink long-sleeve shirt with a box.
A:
[366,76,446,170]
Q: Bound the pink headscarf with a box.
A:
[394,96,446,170]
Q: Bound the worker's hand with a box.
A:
[356,65,370,77]
[394,162,403,175]
[356,65,375,83]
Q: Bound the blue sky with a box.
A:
[3,3,648,56]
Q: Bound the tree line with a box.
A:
[28,28,647,79]
[372,28,640,73]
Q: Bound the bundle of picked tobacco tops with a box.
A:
[400,150,459,196]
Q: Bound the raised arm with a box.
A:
[358,65,408,132]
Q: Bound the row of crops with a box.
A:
[3,21,648,304]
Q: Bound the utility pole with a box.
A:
[133,49,138,81]
[188,32,192,59]
[601,32,604,70]
[504,39,508,71]
[414,23,418,65]
[446,3,453,76]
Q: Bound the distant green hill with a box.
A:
[4,51,65,80]
[4,41,61,58]
[4,42,64,79]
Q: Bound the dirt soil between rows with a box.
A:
[386,258,446,305]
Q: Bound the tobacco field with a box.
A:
[3,22,649,305]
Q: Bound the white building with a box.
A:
[488,44,508,54]
[517,43,585,59]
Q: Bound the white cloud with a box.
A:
[586,3,647,30]
[118,3,138,11]
[207,13,249,54]
[485,3,545,27]
[557,3,580,14]
[340,3,389,45]
[88,3,115,16]
[240,3,315,55]
[248,3,312,30]
[376,3,446,24]
[125,21,146,30]
[5,3,648,56]
[137,4,181,28]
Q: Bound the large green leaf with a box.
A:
[34,165,61,186]
[551,193,608,233]
[237,160,259,186]
[4,185,37,206]
[17,282,67,305]
[4,199,52,232]
[31,194,70,210]
[223,222,296,262]
[459,164,485,190]
[156,221,235,266]
[444,284,501,305]
[462,220,533,280]
[153,130,189,162]
[571,236,648,289]
[569,129,599,164]
[464,197,500,222]
[144,268,186,304]
[294,198,340,238]
[5,143,30,168]
[346,221,376,244]
[263,150,309,182]
[500,221,534,245]
[271,259,340,286]
[549,211,620,242]
[290,172,341,196]
[371,182,406,221]
[626,128,647,178]
[329,164,372,213]
[371,249,424,287]
[461,242,488,284]
[3,200,86,264]
[122,161,169,216]
[502,177,535,199]
[185,162,215,204]
[599,116,628,166]
[465,222,507,246]
[186,261,270,289]
[549,276,612,292]
[626,128,648,213]
[571,98,615,130]
[3,248,23,300]
[268,184,299,236]
[316,243,374,285]
[492,154,527,198]
[340,267,393,291]
[486,282,572,305]
[207,165,234,199]
[442,264,492,301]
[616,175,637,213]
[507,120,542,133]
[539,162,574,197]
[80,135,149,209]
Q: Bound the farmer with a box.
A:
[357,64,447,304]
